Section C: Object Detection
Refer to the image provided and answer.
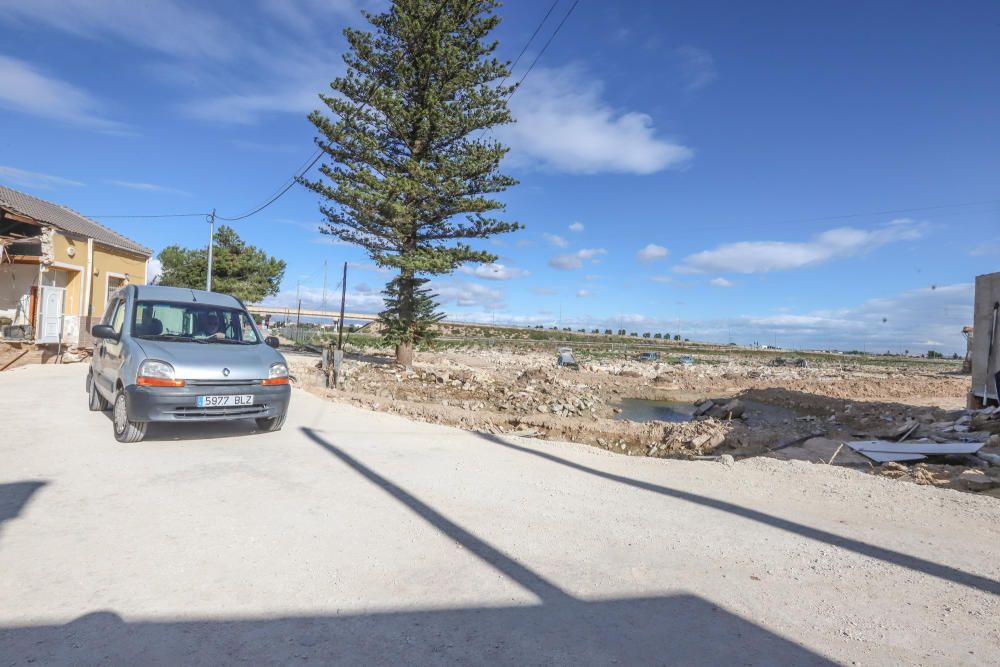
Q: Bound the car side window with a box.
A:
[110,300,126,334]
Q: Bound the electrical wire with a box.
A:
[216,150,323,221]
[499,0,560,89]
[508,0,579,96]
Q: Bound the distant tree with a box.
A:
[302,0,520,367]
[591,328,600,334]
[578,328,586,333]
[630,332,638,337]
[604,329,612,335]
[653,333,662,339]
[952,352,960,360]
[618,329,626,336]
[642,332,651,339]
[673,334,681,341]
[927,350,943,359]
[157,225,285,303]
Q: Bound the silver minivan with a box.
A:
[87,285,291,442]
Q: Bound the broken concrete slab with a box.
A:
[848,440,984,456]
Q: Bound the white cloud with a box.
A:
[677,220,927,274]
[499,65,693,175]
[969,239,1000,256]
[431,280,505,310]
[0,0,235,61]
[106,180,190,196]
[650,275,673,284]
[709,277,734,288]
[0,55,128,133]
[0,0,364,126]
[543,233,568,248]
[676,46,717,91]
[0,165,83,189]
[146,258,163,284]
[576,289,592,298]
[261,282,384,313]
[549,248,608,270]
[568,222,585,233]
[347,262,392,274]
[637,243,669,263]
[458,263,530,281]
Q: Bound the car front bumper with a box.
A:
[124,383,291,422]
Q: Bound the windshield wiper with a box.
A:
[203,338,256,345]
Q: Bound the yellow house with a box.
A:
[0,185,151,347]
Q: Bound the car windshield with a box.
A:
[132,301,261,344]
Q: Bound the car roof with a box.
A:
[132,285,243,308]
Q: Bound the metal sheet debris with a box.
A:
[848,440,984,455]
[857,451,928,463]
[848,439,985,463]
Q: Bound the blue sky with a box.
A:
[1,0,998,354]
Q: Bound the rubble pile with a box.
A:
[284,345,1000,495]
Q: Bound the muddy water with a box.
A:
[614,398,696,423]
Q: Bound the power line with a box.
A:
[509,0,579,95]
[216,150,323,221]
[501,0,560,88]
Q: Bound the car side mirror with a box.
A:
[265,336,280,348]
[92,324,119,341]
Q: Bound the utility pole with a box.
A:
[205,208,216,291]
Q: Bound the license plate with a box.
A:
[196,394,254,408]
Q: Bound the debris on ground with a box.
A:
[284,344,1000,496]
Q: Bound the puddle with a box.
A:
[614,398,696,423]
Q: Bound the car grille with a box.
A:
[169,405,269,418]
[185,379,261,387]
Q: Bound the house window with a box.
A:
[107,275,126,302]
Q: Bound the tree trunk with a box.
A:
[396,341,414,368]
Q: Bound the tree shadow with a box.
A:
[471,432,1000,597]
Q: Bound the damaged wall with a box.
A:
[0,263,39,324]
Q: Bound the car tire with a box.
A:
[87,372,109,412]
[113,391,147,443]
[255,415,286,432]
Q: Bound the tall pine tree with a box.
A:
[301,0,520,366]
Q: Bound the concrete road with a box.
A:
[1,364,999,665]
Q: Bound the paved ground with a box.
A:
[1,363,999,665]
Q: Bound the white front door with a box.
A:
[37,286,65,344]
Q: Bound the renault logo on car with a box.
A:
[223,368,230,377]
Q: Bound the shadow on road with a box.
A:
[0,432,830,664]
[472,432,1000,597]
[0,597,833,665]
[0,480,46,532]
[96,410,269,442]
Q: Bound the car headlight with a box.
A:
[137,360,184,387]
[263,362,289,385]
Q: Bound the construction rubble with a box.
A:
[287,346,1000,496]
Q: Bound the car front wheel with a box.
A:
[113,391,147,443]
